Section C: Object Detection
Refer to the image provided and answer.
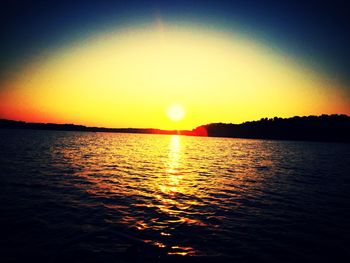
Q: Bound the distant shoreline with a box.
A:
[1,114,349,142]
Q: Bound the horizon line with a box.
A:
[1,113,349,131]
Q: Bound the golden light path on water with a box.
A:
[1,22,349,129]
[56,133,272,256]
[143,135,198,255]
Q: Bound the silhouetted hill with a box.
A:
[1,114,349,142]
[0,119,178,135]
[188,114,350,142]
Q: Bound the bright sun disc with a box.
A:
[167,104,185,122]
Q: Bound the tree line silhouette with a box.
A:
[188,114,350,142]
[1,114,349,142]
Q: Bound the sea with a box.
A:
[1,129,349,262]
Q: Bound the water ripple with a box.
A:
[1,130,350,262]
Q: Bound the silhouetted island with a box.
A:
[1,114,349,142]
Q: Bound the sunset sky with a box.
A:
[1,1,349,130]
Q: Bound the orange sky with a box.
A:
[0,23,349,130]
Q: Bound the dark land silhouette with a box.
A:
[1,114,349,142]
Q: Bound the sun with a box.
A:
[167,104,185,122]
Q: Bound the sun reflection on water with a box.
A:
[54,133,274,257]
[160,135,182,196]
[154,135,201,255]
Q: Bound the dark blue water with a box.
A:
[1,129,349,262]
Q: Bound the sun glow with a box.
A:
[167,104,185,122]
[0,22,349,129]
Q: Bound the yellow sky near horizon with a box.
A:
[0,23,349,130]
